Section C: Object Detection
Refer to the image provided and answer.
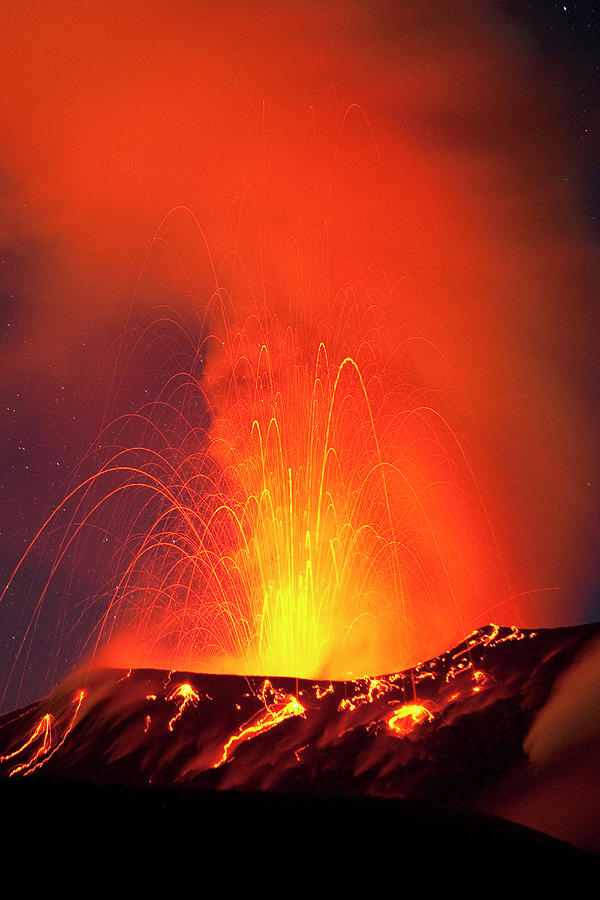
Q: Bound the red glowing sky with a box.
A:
[0,1,598,705]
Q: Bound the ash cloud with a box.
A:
[0,0,598,662]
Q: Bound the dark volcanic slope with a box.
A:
[0,623,596,794]
[1,622,599,864]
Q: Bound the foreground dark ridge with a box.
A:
[1,622,599,860]
[1,775,598,879]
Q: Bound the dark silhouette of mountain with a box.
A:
[1,622,599,878]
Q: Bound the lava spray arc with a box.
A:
[117,275,514,679]
[1,201,517,690]
[96,301,502,679]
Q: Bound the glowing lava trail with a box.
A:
[167,683,201,732]
[0,689,86,776]
[213,679,306,769]
[386,703,434,736]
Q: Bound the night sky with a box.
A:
[0,1,598,711]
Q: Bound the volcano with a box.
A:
[1,622,599,878]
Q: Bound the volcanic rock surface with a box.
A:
[1,622,599,876]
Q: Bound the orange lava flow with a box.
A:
[0,713,53,775]
[0,689,86,776]
[386,703,434,736]
[213,679,305,768]
[338,676,400,712]
[167,683,201,732]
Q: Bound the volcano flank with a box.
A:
[1,622,599,877]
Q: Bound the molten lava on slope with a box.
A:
[0,623,597,811]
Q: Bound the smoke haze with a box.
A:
[482,633,600,854]
[1,2,598,699]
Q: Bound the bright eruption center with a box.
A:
[204,335,403,677]
[93,291,506,682]
[109,319,412,679]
